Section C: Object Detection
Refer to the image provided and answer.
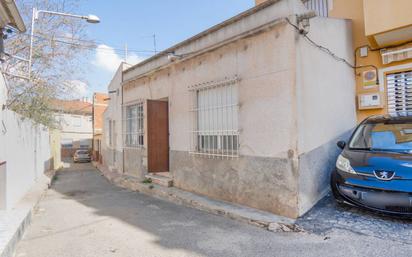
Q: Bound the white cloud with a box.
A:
[62,80,89,98]
[93,44,144,72]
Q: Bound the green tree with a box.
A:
[4,0,95,127]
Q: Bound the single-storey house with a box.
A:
[102,0,356,218]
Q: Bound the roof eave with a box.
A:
[123,0,281,75]
[0,1,26,32]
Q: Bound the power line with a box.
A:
[36,35,156,54]
[51,34,158,53]
[16,33,157,55]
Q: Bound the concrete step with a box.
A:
[145,173,173,187]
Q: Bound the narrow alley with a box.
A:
[13,163,412,257]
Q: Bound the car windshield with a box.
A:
[76,151,89,155]
[349,122,412,153]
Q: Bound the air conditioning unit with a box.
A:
[381,47,412,65]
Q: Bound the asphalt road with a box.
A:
[14,163,412,257]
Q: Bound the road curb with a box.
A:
[93,163,299,232]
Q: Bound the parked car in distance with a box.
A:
[331,115,412,216]
[73,150,91,163]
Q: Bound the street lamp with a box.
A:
[28,8,100,80]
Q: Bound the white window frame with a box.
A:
[123,101,144,148]
[189,76,240,158]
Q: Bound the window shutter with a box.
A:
[387,70,412,115]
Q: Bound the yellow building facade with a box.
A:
[330,0,412,121]
[256,0,412,122]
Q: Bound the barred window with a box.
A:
[189,77,240,158]
[124,103,144,147]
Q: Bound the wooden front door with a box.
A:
[147,100,169,172]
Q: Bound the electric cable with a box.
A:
[285,17,380,84]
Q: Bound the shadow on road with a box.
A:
[40,162,412,257]
[48,163,282,257]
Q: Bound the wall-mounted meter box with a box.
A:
[362,70,378,88]
[358,92,384,110]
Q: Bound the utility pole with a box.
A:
[124,43,128,63]
[153,34,157,55]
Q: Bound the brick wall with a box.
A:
[93,93,108,134]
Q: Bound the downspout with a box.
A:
[92,94,95,160]
[121,64,125,174]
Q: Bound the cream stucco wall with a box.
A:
[102,63,132,172]
[296,17,356,155]
[124,24,296,159]
[122,23,300,216]
[296,16,356,215]
[105,64,124,152]
[122,0,308,160]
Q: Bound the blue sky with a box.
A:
[76,0,254,97]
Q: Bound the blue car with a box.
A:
[331,115,412,216]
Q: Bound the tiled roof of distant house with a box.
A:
[50,99,92,115]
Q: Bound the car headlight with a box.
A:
[336,154,356,174]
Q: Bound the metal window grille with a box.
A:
[303,0,329,17]
[123,102,144,148]
[387,70,412,116]
[189,76,240,158]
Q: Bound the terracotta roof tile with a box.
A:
[50,99,92,115]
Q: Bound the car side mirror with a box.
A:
[337,141,346,150]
